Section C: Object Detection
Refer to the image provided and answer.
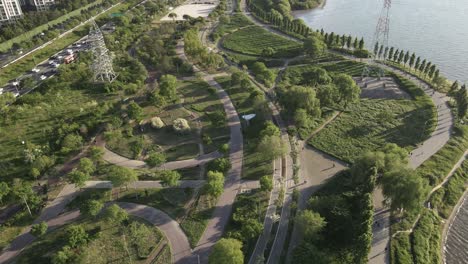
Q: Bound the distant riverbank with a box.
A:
[293,0,468,83]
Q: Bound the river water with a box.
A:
[293,0,468,83]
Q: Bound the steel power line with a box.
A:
[362,0,391,78]
[88,20,117,83]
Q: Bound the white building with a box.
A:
[30,0,55,11]
[0,0,23,23]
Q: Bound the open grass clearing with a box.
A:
[16,215,167,264]
[179,192,216,247]
[106,80,229,160]
[309,99,434,164]
[222,25,302,58]
[214,13,253,36]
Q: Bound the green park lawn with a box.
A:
[16,216,168,264]
[215,76,273,180]
[0,86,114,181]
[214,13,253,36]
[309,98,434,164]
[105,80,229,160]
[222,25,302,58]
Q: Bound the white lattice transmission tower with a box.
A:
[362,0,392,78]
[88,20,117,83]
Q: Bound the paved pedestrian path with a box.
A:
[0,202,194,264]
[176,39,244,263]
[96,135,223,170]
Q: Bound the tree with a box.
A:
[145,151,166,167]
[209,238,244,264]
[448,80,459,96]
[103,204,129,224]
[397,50,404,64]
[260,175,273,192]
[260,121,280,138]
[160,170,181,187]
[173,118,190,133]
[358,37,364,49]
[295,210,326,240]
[294,108,312,128]
[261,47,275,57]
[333,73,361,108]
[66,224,89,248]
[403,51,410,65]
[316,83,338,108]
[168,12,177,22]
[159,74,177,100]
[388,47,394,61]
[208,158,231,173]
[419,59,427,73]
[0,182,10,204]
[457,85,467,119]
[12,179,36,216]
[240,218,263,239]
[393,49,399,61]
[82,200,103,218]
[68,169,89,189]
[150,116,165,129]
[206,171,224,198]
[346,35,352,48]
[78,158,95,175]
[52,246,75,264]
[303,67,331,86]
[89,146,104,163]
[257,135,286,161]
[380,167,425,211]
[409,53,416,70]
[127,101,143,121]
[108,166,138,190]
[61,133,83,153]
[415,57,421,71]
[279,85,321,117]
[31,221,48,237]
[373,42,379,56]
[303,35,326,58]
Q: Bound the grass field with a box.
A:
[105,80,229,160]
[222,25,302,58]
[215,76,273,180]
[16,216,166,264]
[0,0,105,52]
[309,99,434,164]
[0,86,113,180]
[180,193,216,247]
[214,13,253,36]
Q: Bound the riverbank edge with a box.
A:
[441,189,468,263]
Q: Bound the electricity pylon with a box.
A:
[362,0,391,78]
[88,20,117,83]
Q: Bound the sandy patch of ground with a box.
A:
[161,2,218,21]
[354,77,411,100]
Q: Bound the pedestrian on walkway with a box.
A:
[332,163,336,168]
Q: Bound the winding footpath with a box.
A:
[176,41,244,263]
[0,201,192,264]
[96,135,223,171]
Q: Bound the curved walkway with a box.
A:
[116,202,192,264]
[96,135,223,170]
[0,201,193,264]
[176,40,244,263]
